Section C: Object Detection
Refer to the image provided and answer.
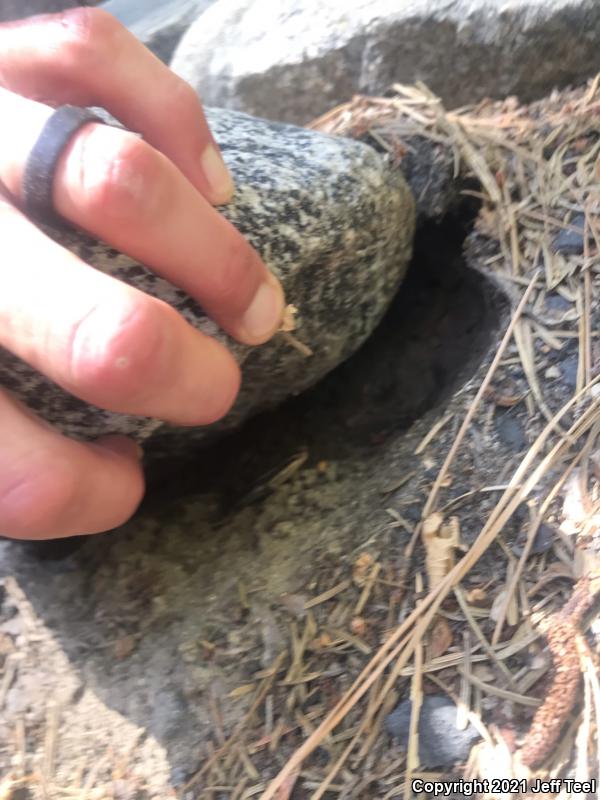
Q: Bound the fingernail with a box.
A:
[201,143,234,204]
[242,275,285,342]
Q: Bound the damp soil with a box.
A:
[0,210,507,797]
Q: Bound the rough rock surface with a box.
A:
[171,0,600,124]
[99,0,215,63]
[0,107,414,454]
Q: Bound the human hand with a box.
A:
[0,7,285,539]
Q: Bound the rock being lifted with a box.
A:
[1,107,415,457]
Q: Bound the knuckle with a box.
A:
[170,77,203,116]
[0,456,78,539]
[66,296,166,403]
[75,131,166,224]
[52,7,124,70]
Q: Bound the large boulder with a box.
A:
[171,0,600,124]
[0,108,414,456]
[99,0,215,63]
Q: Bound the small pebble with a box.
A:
[273,521,295,538]
[545,293,572,314]
[530,522,556,554]
[552,212,591,255]
[544,365,561,379]
[495,410,527,451]
[513,522,556,556]
[561,355,579,389]
[385,694,481,768]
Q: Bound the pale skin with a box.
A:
[0,7,286,540]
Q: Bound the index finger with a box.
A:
[0,6,234,204]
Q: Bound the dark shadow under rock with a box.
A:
[142,199,495,508]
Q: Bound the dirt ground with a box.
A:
[0,206,507,794]
[1,83,599,799]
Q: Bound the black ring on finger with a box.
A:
[22,105,103,228]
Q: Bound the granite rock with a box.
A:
[0,108,414,455]
[99,0,215,63]
[171,0,600,125]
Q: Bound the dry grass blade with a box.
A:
[404,593,424,800]
[261,292,598,799]
[492,419,600,644]
[304,580,351,609]
[423,273,539,519]
[414,413,454,455]
[297,78,596,791]
[453,587,515,686]
[183,651,287,793]
[457,669,540,707]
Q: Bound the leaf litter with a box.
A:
[259,78,600,798]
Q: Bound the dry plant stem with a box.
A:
[518,576,600,767]
[427,672,494,745]
[428,92,501,205]
[260,336,598,800]
[422,272,539,519]
[457,668,540,707]
[414,412,454,455]
[454,587,515,686]
[183,651,287,793]
[275,769,300,800]
[513,318,557,426]
[357,686,397,760]
[266,367,598,798]
[581,202,593,391]
[309,717,368,800]
[285,387,597,797]
[491,420,600,645]
[307,80,598,794]
[458,630,471,730]
[404,613,424,800]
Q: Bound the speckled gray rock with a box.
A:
[386,695,481,768]
[99,0,215,63]
[0,108,414,454]
[171,0,600,125]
